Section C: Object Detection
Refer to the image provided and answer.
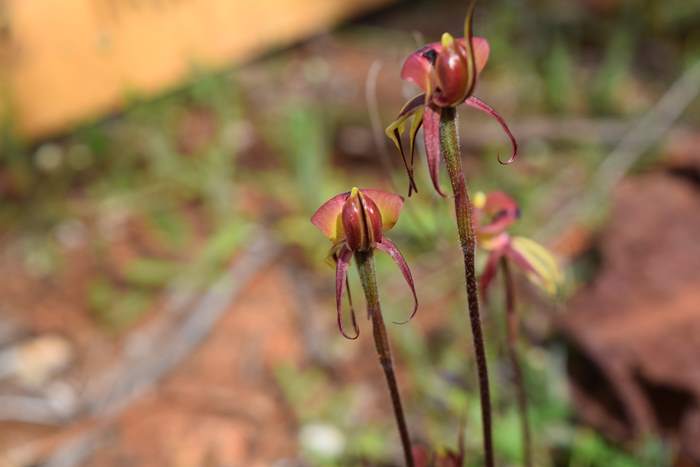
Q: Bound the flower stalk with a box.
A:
[386,7,519,461]
[356,250,415,467]
[501,257,532,467]
[311,188,418,466]
[440,106,494,467]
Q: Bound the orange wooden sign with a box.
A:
[0,0,391,139]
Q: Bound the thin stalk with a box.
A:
[355,250,415,467]
[439,106,494,467]
[501,258,532,467]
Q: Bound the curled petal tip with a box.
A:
[465,96,518,165]
[376,238,418,325]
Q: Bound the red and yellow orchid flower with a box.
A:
[474,191,561,298]
[386,4,518,197]
[311,188,418,339]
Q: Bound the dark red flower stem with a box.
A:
[501,257,532,467]
[439,106,494,467]
[355,250,415,467]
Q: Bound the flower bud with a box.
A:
[341,188,383,252]
[432,33,470,107]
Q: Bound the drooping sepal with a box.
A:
[424,105,447,197]
[385,94,425,196]
[335,245,359,339]
[376,237,418,324]
[465,96,518,164]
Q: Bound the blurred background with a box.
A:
[1,0,699,465]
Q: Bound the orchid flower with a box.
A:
[385,2,518,197]
[311,187,417,466]
[474,190,561,467]
[311,187,418,339]
[385,3,516,465]
[474,191,561,298]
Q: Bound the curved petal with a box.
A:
[385,94,425,195]
[376,237,418,324]
[408,106,425,180]
[507,236,561,296]
[479,249,504,301]
[311,192,349,242]
[335,245,359,339]
[423,105,447,197]
[465,96,518,164]
[360,189,404,232]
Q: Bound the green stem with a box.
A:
[355,250,415,467]
[501,258,532,467]
[440,106,494,467]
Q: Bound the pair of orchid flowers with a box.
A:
[311,186,558,338]
[311,16,557,338]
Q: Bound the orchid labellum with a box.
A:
[385,3,518,197]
